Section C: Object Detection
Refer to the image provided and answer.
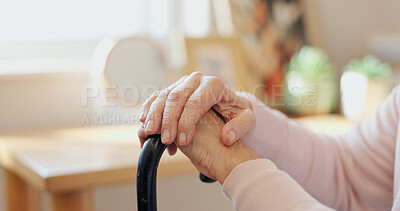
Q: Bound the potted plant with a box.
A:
[341,55,392,119]
[284,46,338,115]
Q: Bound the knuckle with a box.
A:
[190,71,203,78]
[178,119,190,129]
[167,91,182,102]
[158,89,169,99]
[178,118,196,132]
[147,103,157,113]
[161,119,170,127]
[146,106,158,118]
[151,90,167,105]
[153,94,167,105]
[205,76,223,87]
[185,99,203,111]
[143,91,159,106]
[147,105,162,119]
[152,112,163,120]
[161,112,175,125]
[151,93,168,108]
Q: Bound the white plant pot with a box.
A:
[284,71,338,116]
[340,71,389,120]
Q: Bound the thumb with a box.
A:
[221,109,255,146]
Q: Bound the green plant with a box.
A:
[287,46,335,78]
[343,55,392,78]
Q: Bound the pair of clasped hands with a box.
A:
[138,72,260,184]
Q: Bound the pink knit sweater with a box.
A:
[222,85,400,211]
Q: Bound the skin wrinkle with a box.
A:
[179,110,224,180]
[139,72,255,149]
[160,74,201,144]
[178,109,259,183]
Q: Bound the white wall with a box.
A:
[313,0,400,68]
[0,72,89,132]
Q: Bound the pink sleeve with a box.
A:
[223,159,334,211]
[223,86,399,210]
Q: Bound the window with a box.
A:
[0,0,217,73]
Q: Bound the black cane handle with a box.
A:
[137,134,215,211]
[137,135,166,211]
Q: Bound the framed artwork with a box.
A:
[185,37,250,91]
[229,0,305,105]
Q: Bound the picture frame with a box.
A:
[229,0,305,100]
[185,37,250,91]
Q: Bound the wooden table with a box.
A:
[0,126,197,211]
[0,115,351,211]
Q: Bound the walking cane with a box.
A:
[137,134,215,211]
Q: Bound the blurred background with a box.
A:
[0,0,399,210]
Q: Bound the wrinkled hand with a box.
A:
[178,110,260,184]
[138,72,255,155]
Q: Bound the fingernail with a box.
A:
[162,129,170,144]
[178,132,187,145]
[227,130,236,144]
[146,120,154,132]
[139,112,145,121]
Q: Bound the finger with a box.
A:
[137,123,148,148]
[140,91,159,123]
[221,109,255,146]
[144,89,168,135]
[213,89,250,119]
[167,143,177,155]
[144,76,189,135]
[161,72,204,145]
[140,76,188,123]
[177,76,226,146]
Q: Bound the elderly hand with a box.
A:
[177,109,259,184]
[138,72,255,155]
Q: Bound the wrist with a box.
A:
[215,141,260,184]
